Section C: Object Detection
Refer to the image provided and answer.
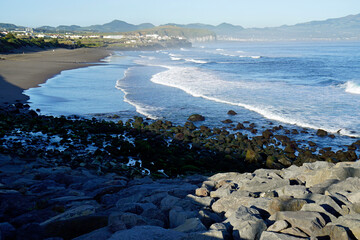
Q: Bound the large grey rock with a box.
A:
[260,231,307,240]
[307,194,342,216]
[344,191,360,204]
[312,225,351,240]
[169,206,197,228]
[0,222,16,240]
[268,197,308,215]
[327,214,360,239]
[186,194,214,207]
[295,163,360,188]
[160,195,181,211]
[198,209,223,228]
[225,206,267,240]
[212,192,272,215]
[210,187,232,198]
[300,203,336,222]
[326,177,360,194]
[40,205,96,226]
[269,211,326,236]
[116,202,157,215]
[73,227,112,240]
[173,218,207,233]
[308,179,339,194]
[108,225,186,240]
[280,227,308,238]
[275,185,310,199]
[186,230,231,240]
[238,176,289,192]
[267,220,289,232]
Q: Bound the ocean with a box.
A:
[24,41,360,153]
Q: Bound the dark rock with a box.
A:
[108,225,186,240]
[227,110,237,115]
[235,123,245,130]
[184,122,196,130]
[316,129,328,137]
[0,222,16,240]
[187,114,205,122]
[42,215,108,239]
[284,144,296,154]
[262,129,273,139]
[16,223,43,240]
[291,129,299,134]
[174,133,185,141]
[221,119,233,124]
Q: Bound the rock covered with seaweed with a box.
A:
[0,103,360,239]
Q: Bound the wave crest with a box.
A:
[343,81,360,95]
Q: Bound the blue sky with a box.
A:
[1,0,360,28]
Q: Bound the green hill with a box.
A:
[128,25,216,40]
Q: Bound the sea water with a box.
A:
[24,41,360,153]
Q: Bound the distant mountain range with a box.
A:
[33,20,155,33]
[2,13,360,41]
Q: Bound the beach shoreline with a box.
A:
[0,47,111,106]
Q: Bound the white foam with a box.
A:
[184,58,208,64]
[150,65,360,138]
[115,68,163,120]
[343,81,360,95]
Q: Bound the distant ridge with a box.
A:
[2,13,360,41]
[163,14,360,40]
[84,20,155,32]
[33,20,155,33]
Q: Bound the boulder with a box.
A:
[267,220,289,232]
[227,110,237,115]
[269,211,326,236]
[173,218,207,233]
[274,185,310,199]
[160,195,181,211]
[225,206,267,240]
[210,187,232,198]
[195,188,209,197]
[260,231,309,240]
[316,129,328,137]
[187,114,205,122]
[221,119,233,124]
[108,225,186,240]
[300,203,337,222]
[198,209,223,228]
[186,230,232,240]
[280,227,308,238]
[327,214,360,239]
[0,222,16,240]
[186,194,214,208]
[169,206,197,228]
[73,227,112,240]
[40,205,97,226]
[312,225,351,240]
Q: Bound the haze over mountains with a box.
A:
[2,13,360,41]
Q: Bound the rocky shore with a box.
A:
[0,104,360,239]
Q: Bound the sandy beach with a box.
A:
[0,48,110,106]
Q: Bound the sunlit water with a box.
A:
[25,41,360,153]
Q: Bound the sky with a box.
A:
[1,0,360,28]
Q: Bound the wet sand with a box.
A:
[0,48,110,106]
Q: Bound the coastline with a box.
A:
[0,47,111,107]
